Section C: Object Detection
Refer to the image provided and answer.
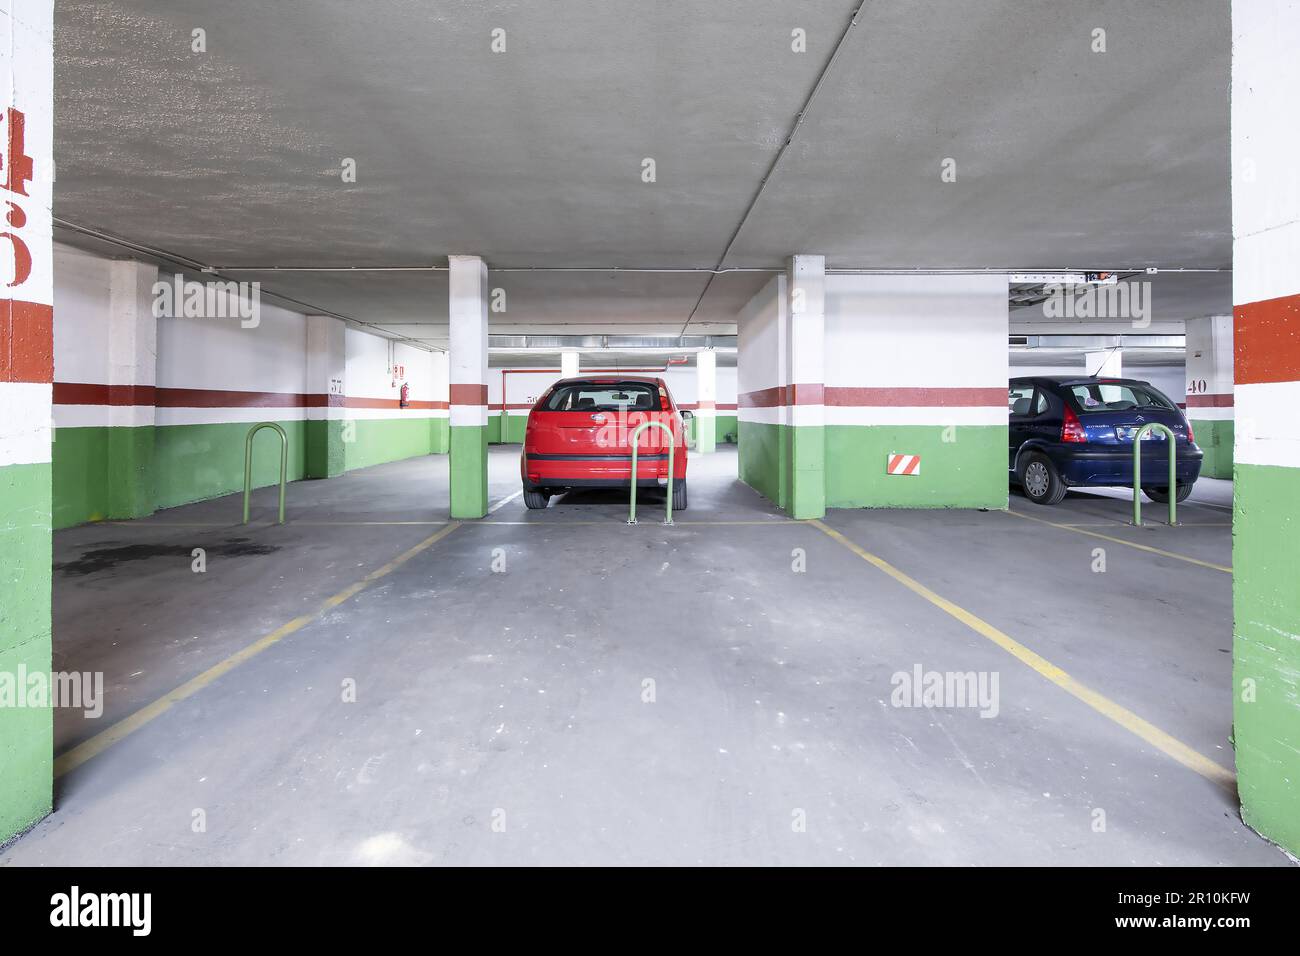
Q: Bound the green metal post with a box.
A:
[243,421,289,524]
[1131,422,1178,527]
[627,420,677,526]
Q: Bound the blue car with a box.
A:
[1008,376,1203,505]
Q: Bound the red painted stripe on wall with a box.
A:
[54,383,156,405]
[52,383,448,411]
[1185,393,1234,408]
[1235,292,1300,385]
[738,385,1003,409]
[344,397,445,410]
[737,384,824,408]
[826,386,1005,407]
[450,383,489,405]
[0,300,53,383]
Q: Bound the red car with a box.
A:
[520,375,689,510]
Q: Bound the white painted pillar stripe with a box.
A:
[449,255,489,428]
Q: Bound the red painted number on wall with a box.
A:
[0,107,35,288]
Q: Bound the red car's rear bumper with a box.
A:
[521,452,687,489]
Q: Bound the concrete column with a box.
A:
[0,0,53,843]
[104,259,159,517]
[694,349,717,453]
[449,255,489,518]
[1230,0,1300,857]
[1084,348,1122,379]
[785,255,826,519]
[560,350,579,379]
[1184,315,1233,478]
[306,314,347,478]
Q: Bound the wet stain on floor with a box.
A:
[55,539,279,576]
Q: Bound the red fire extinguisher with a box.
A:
[399,382,410,408]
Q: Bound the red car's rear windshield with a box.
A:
[542,381,663,412]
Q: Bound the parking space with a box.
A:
[2,448,1285,866]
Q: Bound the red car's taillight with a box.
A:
[1061,404,1087,443]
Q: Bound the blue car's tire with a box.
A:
[1143,483,1193,504]
[1020,452,1067,505]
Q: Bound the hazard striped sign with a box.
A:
[886,453,921,476]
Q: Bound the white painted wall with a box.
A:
[486,363,735,410]
[53,242,442,425]
[345,328,438,403]
[52,243,114,385]
[824,274,1008,390]
[1013,361,1186,405]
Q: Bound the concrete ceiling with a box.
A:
[53,0,1231,341]
[489,349,736,370]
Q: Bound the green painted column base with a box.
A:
[105,426,156,519]
[1190,418,1233,480]
[306,418,346,479]
[1232,462,1300,857]
[0,461,53,843]
[695,414,717,454]
[450,424,489,518]
[787,424,825,519]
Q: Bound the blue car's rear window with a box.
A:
[1069,383,1173,412]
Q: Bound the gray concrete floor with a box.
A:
[2,447,1290,865]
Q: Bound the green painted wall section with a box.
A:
[450,424,489,518]
[738,421,789,511]
[686,415,739,448]
[52,427,111,529]
[306,419,346,479]
[343,417,447,471]
[1190,418,1233,479]
[0,460,53,843]
[53,416,451,528]
[106,427,155,518]
[826,425,1006,509]
[487,413,526,444]
[154,420,309,512]
[1232,462,1300,856]
[741,421,1006,513]
[788,424,826,518]
[695,414,717,454]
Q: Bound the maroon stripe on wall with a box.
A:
[825,386,1006,407]
[53,383,448,411]
[54,383,157,406]
[450,383,489,405]
[1184,393,1234,408]
[738,385,1004,408]
[737,384,824,408]
[345,397,446,410]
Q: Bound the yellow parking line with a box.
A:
[1006,509,1232,574]
[54,521,464,778]
[810,519,1236,792]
